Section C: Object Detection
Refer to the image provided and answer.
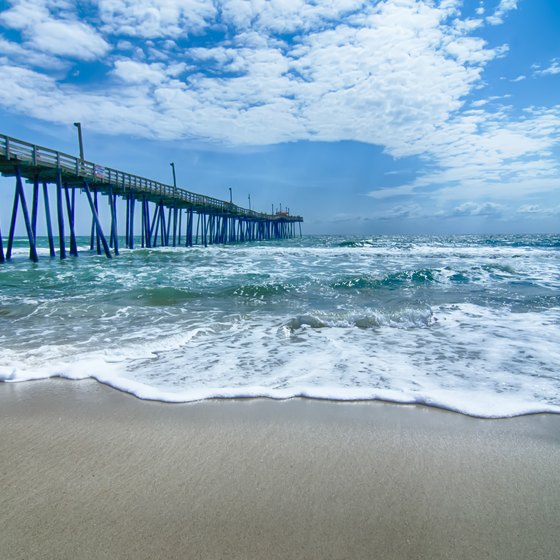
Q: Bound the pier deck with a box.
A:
[0,133,303,262]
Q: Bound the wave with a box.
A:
[227,282,296,298]
[2,369,559,418]
[284,307,434,331]
[336,240,377,248]
[332,269,436,290]
[109,286,202,306]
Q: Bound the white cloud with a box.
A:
[1,0,507,150]
[0,36,67,69]
[112,60,169,84]
[219,0,368,34]
[368,183,419,200]
[517,204,560,217]
[0,0,49,29]
[30,20,110,60]
[486,0,517,26]
[97,0,217,38]
[448,201,503,217]
[534,58,560,77]
[378,204,424,220]
[1,0,559,214]
[1,0,110,60]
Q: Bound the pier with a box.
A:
[0,133,303,263]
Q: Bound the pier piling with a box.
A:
[0,133,303,263]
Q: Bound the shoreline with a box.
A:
[1,378,560,559]
[3,374,559,419]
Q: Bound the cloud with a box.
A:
[534,58,560,77]
[368,183,420,200]
[97,0,217,38]
[377,204,424,220]
[517,204,560,216]
[0,0,559,213]
[30,20,110,60]
[486,0,517,26]
[0,36,68,69]
[112,60,169,84]
[448,201,503,217]
[1,0,110,61]
[219,0,368,34]
[0,0,505,149]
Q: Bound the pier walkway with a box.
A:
[0,133,303,262]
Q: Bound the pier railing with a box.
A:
[0,134,301,222]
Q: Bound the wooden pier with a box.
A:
[0,133,303,262]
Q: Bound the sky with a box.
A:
[0,0,559,235]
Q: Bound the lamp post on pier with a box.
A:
[248,194,251,210]
[170,162,177,192]
[73,122,84,160]
[229,187,232,204]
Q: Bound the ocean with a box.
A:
[1,234,559,418]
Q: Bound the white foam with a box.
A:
[3,236,559,418]
[2,302,560,418]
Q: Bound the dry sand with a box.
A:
[1,379,560,560]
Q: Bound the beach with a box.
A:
[1,379,559,559]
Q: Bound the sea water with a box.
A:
[1,234,559,418]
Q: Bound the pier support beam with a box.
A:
[6,166,38,262]
[150,203,160,247]
[0,219,4,263]
[83,181,112,259]
[55,170,66,259]
[6,174,20,260]
[31,177,39,243]
[129,195,135,249]
[172,206,178,247]
[125,195,130,248]
[64,184,78,257]
[42,183,55,257]
[108,188,119,256]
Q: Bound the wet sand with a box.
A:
[1,379,559,560]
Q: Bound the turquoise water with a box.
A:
[1,234,559,417]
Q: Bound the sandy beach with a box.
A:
[1,379,559,560]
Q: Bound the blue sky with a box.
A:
[0,0,559,235]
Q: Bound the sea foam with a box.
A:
[1,234,559,418]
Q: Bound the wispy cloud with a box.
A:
[447,201,503,217]
[377,204,425,220]
[486,0,517,26]
[517,204,560,216]
[534,58,560,77]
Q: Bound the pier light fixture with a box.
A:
[73,122,84,160]
[229,187,232,204]
[248,194,251,211]
[170,162,177,191]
